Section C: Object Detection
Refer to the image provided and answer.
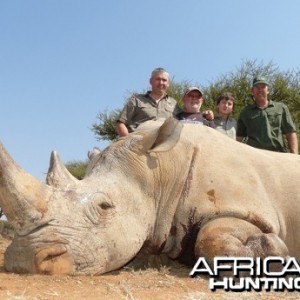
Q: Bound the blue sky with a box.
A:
[1,0,300,180]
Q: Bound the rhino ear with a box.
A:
[46,151,79,188]
[142,117,183,153]
[87,147,101,160]
[85,147,102,176]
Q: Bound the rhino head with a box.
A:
[0,118,183,275]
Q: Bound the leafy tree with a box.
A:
[65,160,88,180]
[203,59,281,117]
[206,60,300,137]
[66,59,300,176]
[90,59,300,146]
[91,110,121,142]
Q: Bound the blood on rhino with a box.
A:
[0,117,298,275]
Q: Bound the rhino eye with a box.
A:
[84,192,115,224]
[99,201,114,210]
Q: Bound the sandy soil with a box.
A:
[0,238,299,300]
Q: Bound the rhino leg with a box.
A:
[194,217,289,269]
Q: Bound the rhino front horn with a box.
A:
[0,142,50,229]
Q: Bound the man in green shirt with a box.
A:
[236,77,298,153]
[116,67,178,137]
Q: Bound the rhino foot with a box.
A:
[194,217,289,277]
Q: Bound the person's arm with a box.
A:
[116,94,138,137]
[286,132,298,154]
[236,116,247,143]
[116,122,129,137]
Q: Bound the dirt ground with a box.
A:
[0,238,299,300]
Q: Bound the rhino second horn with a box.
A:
[46,151,79,189]
[0,142,50,225]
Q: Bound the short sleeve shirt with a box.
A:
[117,92,178,132]
[176,111,216,128]
[236,100,296,152]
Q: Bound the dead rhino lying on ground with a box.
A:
[0,117,299,275]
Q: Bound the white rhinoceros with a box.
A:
[0,117,298,275]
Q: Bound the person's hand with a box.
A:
[203,110,214,120]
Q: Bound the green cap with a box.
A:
[252,77,269,87]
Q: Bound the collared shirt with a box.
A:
[176,112,216,128]
[118,92,178,132]
[214,116,237,140]
[237,100,297,152]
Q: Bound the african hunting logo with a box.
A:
[190,257,300,292]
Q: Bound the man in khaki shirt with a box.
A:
[116,68,178,137]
